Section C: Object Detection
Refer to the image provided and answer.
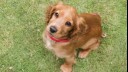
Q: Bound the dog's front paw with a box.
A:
[60,63,72,72]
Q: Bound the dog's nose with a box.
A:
[50,26,57,33]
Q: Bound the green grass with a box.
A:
[0,0,127,72]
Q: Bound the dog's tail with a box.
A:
[101,32,107,38]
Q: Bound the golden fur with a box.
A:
[43,2,103,72]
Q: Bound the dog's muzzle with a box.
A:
[50,26,57,33]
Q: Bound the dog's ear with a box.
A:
[70,17,88,38]
[45,5,55,24]
[45,2,63,25]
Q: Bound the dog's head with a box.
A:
[45,2,87,41]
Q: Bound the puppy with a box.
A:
[43,2,103,72]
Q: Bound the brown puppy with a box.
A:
[43,2,103,72]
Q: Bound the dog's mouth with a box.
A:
[47,32,70,42]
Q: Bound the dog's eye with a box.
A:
[54,12,59,18]
[65,21,71,27]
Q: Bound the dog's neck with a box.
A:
[47,33,70,43]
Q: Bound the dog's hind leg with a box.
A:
[78,38,100,58]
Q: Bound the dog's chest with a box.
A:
[43,35,69,58]
[45,38,54,50]
[43,34,54,50]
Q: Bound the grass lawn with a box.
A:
[0,0,127,72]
